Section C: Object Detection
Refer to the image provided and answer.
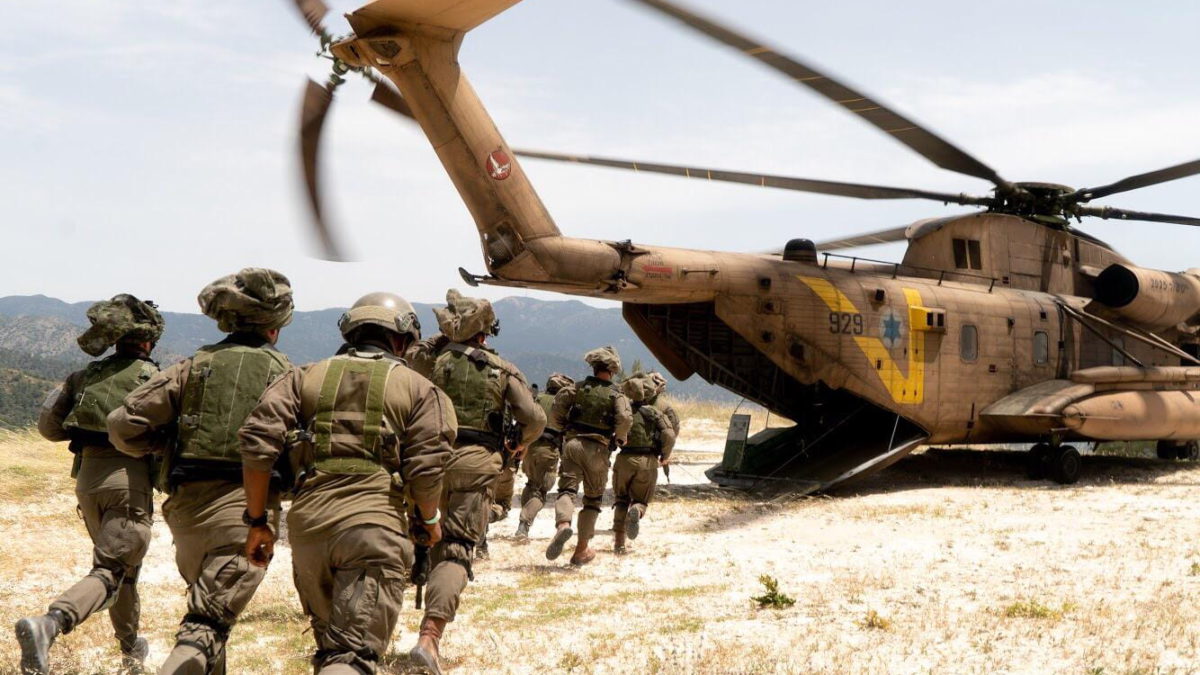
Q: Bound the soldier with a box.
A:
[514,373,574,540]
[108,268,294,675]
[646,372,681,437]
[15,295,164,675]
[406,289,544,673]
[237,292,455,675]
[612,374,677,554]
[547,346,632,566]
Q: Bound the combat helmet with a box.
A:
[545,373,574,395]
[433,289,499,343]
[338,292,421,342]
[584,346,621,374]
[621,373,657,404]
[77,294,166,357]
[199,268,294,333]
[647,371,669,397]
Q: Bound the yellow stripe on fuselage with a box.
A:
[798,277,925,405]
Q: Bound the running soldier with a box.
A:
[109,268,294,675]
[612,373,677,554]
[15,295,164,675]
[238,292,454,675]
[547,347,632,566]
[514,373,574,540]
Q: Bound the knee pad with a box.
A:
[182,612,232,641]
[582,504,602,514]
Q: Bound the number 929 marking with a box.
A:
[829,312,864,335]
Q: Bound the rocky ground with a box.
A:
[2,420,1200,674]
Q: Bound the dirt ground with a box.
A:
[2,424,1200,674]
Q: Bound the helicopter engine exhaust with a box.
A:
[1093,264,1200,330]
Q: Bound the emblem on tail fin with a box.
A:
[487,150,512,180]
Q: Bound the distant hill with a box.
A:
[0,294,733,427]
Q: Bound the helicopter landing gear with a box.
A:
[1156,440,1200,461]
[1027,442,1080,484]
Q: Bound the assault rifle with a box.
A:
[501,408,522,472]
[412,543,430,609]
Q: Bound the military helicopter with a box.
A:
[287,0,1200,492]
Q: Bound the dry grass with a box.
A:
[4,410,1200,674]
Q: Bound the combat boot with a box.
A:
[545,523,573,561]
[121,636,149,673]
[475,535,490,560]
[614,530,627,555]
[514,520,530,541]
[15,609,67,674]
[627,505,642,540]
[569,540,596,566]
[409,616,445,675]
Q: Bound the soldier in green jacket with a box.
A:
[547,347,632,566]
[514,373,574,540]
[15,295,164,675]
[238,292,455,675]
[405,289,545,673]
[108,268,294,675]
[646,372,681,437]
[612,374,677,554]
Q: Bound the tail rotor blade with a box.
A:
[291,0,330,35]
[369,79,415,120]
[299,78,348,261]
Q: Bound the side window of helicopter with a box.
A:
[952,238,983,270]
[960,324,979,362]
[1033,331,1049,365]
[1111,336,1126,366]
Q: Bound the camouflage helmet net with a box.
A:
[621,372,658,403]
[545,373,575,395]
[433,289,498,343]
[77,294,166,357]
[584,345,621,373]
[198,268,294,334]
[647,371,669,396]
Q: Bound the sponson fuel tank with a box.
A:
[1093,264,1200,330]
[1062,390,1200,441]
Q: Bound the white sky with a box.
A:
[3,1,1199,313]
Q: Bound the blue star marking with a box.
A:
[881,312,903,347]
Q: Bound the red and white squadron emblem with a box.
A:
[486,149,512,181]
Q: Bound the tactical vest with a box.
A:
[536,392,561,443]
[433,343,507,445]
[63,355,158,435]
[175,343,290,464]
[623,404,663,452]
[568,377,618,434]
[295,352,399,479]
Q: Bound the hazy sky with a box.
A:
[3,1,1199,313]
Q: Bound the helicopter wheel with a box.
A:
[1026,443,1052,480]
[1050,445,1081,485]
[1157,440,1200,461]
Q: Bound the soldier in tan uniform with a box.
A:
[612,373,677,554]
[237,292,455,675]
[547,347,632,566]
[647,372,681,438]
[405,289,545,673]
[108,268,294,675]
[15,295,164,675]
[514,373,574,540]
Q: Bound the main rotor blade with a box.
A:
[291,0,330,35]
[626,0,1008,189]
[1068,158,1200,203]
[1077,205,1200,227]
[815,226,911,251]
[299,78,348,261]
[517,149,992,205]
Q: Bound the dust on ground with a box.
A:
[2,426,1200,674]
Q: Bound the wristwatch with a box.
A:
[242,509,269,528]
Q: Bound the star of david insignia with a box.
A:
[880,309,904,349]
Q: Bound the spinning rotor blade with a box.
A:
[1077,205,1200,227]
[367,77,415,120]
[1068,158,1200,203]
[299,78,348,261]
[814,226,911,251]
[626,0,1008,189]
[291,0,330,35]
[517,150,991,205]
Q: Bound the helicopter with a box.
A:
[286,0,1200,492]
